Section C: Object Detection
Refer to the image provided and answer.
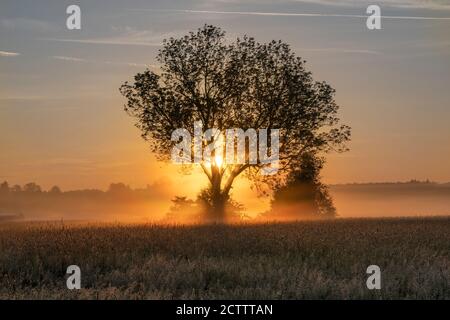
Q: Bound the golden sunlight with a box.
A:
[214,154,224,168]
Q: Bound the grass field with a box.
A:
[0,217,449,299]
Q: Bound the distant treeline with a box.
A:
[331,179,450,187]
[1,180,449,221]
[0,181,171,221]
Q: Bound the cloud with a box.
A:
[0,51,20,57]
[52,56,86,62]
[43,38,161,47]
[41,28,176,47]
[299,48,382,55]
[147,9,450,19]
[102,60,153,68]
[51,55,154,68]
[294,0,450,10]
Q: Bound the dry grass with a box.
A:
[0,217,449,299]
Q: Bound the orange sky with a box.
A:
[1,1,450,216]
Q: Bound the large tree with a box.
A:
[120,25,350,222]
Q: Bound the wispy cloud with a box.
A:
[0,50,20,57]
[41,28,176,47]
[146,9,450,20]
[294,0,450,10]
[103,60,153,68]
[52,56,86,62]
[43,38,161,46]
[51,55,154,68]
[299,48,382,55]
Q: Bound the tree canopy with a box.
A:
[120,25,350,221]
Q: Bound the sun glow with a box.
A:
[214,154,224,168]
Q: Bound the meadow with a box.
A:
[0,217,448,299]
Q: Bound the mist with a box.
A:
[330,181,450,218]
[1,180,449,223]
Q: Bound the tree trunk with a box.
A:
[205,164,244,223]
[210,172,227,223]
[211,190,226,223]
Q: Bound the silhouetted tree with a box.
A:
[49,186,62,195]
[0,181,9,194]
[23,182,42,193]
[108,183,131,194]
[196,188,246,222]
[165,196,199,222]
[120,25,350,222]
[271,152,336,219]
[165,192,246,223]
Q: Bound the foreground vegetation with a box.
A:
[0,217,448,299]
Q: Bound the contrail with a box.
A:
[138,9,450,20]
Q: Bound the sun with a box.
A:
[214,154,223,168]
